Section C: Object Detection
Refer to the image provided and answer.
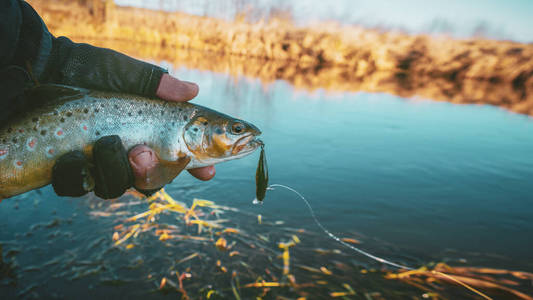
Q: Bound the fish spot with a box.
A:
[138,110,142,115]
[40,130,47,136]
[94,108,99,113]
[95,131,100,136]
[128,112,132,117]
[83,108,89,113]
[203,121,208,126]
[183,116,188,121]
[114,104,119,109]
[14,160,23,169]
[53,111,58,116]
[7,128,12,133]
[18,129,24,133]
[55,128,65,139]
[1,139,6,143]
[33,126,38,131]
[60,117,65,123]
[45,147,55,158]
[12,138,18,143]
[26,138,37,151]
[66,112,72,117]
[193,128,198,132]
[0,148,8,160]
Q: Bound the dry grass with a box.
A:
[28,0,533,115]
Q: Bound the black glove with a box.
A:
[41,37,166,97]
[52,135,160,199]
[52,135,133,199]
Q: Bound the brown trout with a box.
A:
[0,85,262,199]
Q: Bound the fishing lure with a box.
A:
[253,141,268,204]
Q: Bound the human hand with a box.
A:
[128,74,216,190]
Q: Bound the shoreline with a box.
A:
[28,0,533,115]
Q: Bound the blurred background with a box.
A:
[117,0,533,42]
[1,1,532,299]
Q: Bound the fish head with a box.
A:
[183,111,262,165]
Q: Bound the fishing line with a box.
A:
[266,183,414,271]
[253,146,492,299]
[261,184,494,300]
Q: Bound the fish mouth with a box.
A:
[232,134,262,155]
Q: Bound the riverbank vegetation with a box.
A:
[28,0,533,115]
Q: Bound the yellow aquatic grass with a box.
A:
[340,237,360,244]
[291,235,301,243]
[217,228,241,235]
[385,263,533,300]
[192,198,216,208]
[244,281,285,288]
[114,224,140,246]
[177,253,200,264]
[159,277,167,289]
[215,237,228,251]
[102,187,528,299]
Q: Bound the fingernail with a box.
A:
[184,81,199,95]
[131,150,151,167]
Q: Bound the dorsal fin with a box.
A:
[25,84,88,104]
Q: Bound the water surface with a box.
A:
[1,65,532,298]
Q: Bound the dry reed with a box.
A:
[28,0,533,115]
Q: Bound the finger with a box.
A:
[156,73,199,102]
[128,145,158,183]
[188,166,216,181]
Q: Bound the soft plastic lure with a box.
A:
[253,142,268,204]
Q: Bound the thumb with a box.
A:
[156,73,199,102]
[128,145,158,189]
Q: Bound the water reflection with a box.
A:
[90,40,533,117]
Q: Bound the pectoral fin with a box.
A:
[133,154,191,191]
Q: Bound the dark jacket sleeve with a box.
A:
[41,37,166,97]
[1,0,167,100]
[0,0,22,67]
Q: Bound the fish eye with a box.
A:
[231,122,245,134]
